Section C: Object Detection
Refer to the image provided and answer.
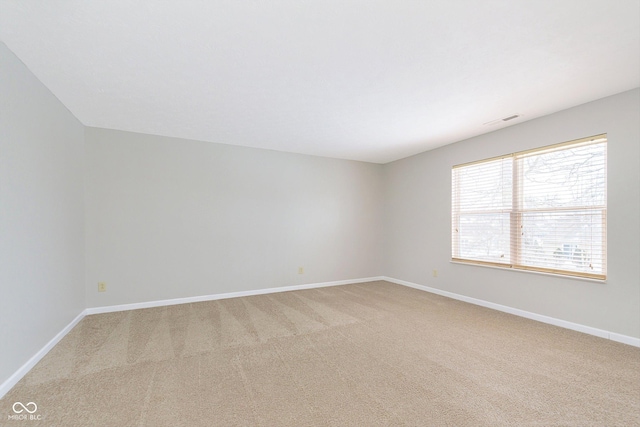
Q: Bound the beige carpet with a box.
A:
[1,281,638,426]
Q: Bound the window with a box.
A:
[452,135,607,280]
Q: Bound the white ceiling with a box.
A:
[1,1,639,163]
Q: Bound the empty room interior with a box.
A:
[1,1,639,425]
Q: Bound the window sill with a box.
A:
[450,260,607,283]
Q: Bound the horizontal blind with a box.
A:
[515,137,606,278]
[452,156,513,266]
[452,135,607,280]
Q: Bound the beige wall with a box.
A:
[0,43,86,385]
[84,128,384,307]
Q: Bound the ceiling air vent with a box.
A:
[483,114,523,126]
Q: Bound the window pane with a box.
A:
[455,158,512,212]
[458,213,510,264]
[520,210,605,275]
[520,142,606,210]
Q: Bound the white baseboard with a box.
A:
[609,333,640,347]
[84,276,384,315]
[0,310,87,399]
[382,276,640,348]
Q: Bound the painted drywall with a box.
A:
[85,128,383,307]
[383,88,640,338]
[0,43,85,385]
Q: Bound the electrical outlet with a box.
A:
[432,270,438,278]
[98,282,107,292]
[298,267,304,274]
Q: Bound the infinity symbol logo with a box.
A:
[12,402,37,414]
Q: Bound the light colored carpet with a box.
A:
[1,281,638,426]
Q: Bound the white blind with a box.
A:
[452,135,607,280]
[452,156,513,266]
